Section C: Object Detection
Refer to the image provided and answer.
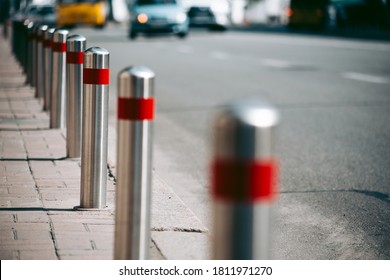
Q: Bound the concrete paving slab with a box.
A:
[152,231,210,260]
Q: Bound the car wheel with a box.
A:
[95,23,106,29]
[129,31,137,40]
[177,32,188,39]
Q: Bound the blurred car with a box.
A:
[12,4,56,27]
[128,0,189,39]
[329,0,388,28]
[286,0,329,30]
[56,0,108,29]
[187,6,226,31]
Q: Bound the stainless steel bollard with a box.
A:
[21,20,30,73]
[26,22,34,86]
[37,25,48,101]
[32,24,40,89]
[114,66,155,260]
[50,29,68,128]
[43,27,55,111]
[66,34,86,158]
[211,101,279,260]
[79,47,109,209]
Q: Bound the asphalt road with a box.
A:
[74,24,390,259]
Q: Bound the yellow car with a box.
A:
[56,0,107,28]
[287,0,328,29]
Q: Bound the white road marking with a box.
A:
[261,59,292,69]
[343,72,390,84]
[210,51,230,60]
[177,45,193,54]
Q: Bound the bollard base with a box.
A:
[73,205,110,211]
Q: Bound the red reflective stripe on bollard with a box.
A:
[52,42,66,52]
[118,97,154,121]
[211,159,278,202]
[83,68,110,85]
[67,52,84,64]
[44,39,52,48]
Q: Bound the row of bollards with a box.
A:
[11,21,111,210]
[9,19,280,260]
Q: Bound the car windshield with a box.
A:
[37,6,54,15]
[136,0,176,5]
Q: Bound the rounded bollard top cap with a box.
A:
[53,29,69,43]
[118,66,155,98]
[67,34,87,42]
[67,34,87,52]
[85,46,109,56]
[213,101,280,160]
[39,25,48,32]
[44,28,56,40]
[129,66,155,80]
[48,28,56,34]
[84,47,109,69]
[37,25,48,37]
[27,21,34,29]
[216,101,279,130]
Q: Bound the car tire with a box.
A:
[177,32,188,39]
[95,23,106,29]
[129,31,137,40]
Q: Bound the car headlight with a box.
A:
[176,12,187,24]
[137,13,148,24]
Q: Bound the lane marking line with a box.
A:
[343,72,390,84]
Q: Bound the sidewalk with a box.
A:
[0,34,209,260]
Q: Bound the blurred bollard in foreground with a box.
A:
[114,66,155,260]
[211,101,279,259]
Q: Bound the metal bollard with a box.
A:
[37,25,48,100]
[43,28,55,111]
[79,47,109,209]
[31,24,40,89]
[211,101,279,260]
[26,22,35,86]
[50,29,68,128]
[114,66,155,260]
[66,34,86,158]
[21,20,30,73]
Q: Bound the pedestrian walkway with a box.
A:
[0,33,209,260]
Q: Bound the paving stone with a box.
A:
[152,231,210,260]
[0,239,55,250]
[0,229,15,240]
[0,250,18,259]
[15,212,49,222]
[57,250,113,260]
[1,222,51,231]
[54,235,94,250]
[51,222,88,232]
[14,230,52,241]
[19,249,58,260]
